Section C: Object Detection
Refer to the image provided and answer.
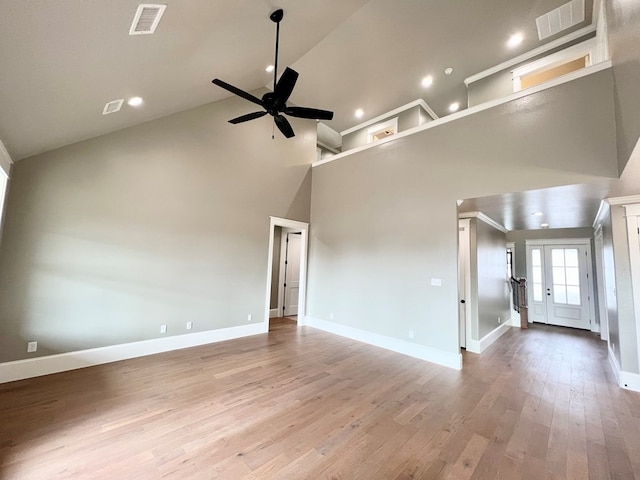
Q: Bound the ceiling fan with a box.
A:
[211,8,334,139]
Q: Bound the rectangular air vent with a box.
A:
[536,0,585,40]
[129,4,167,35]
[102,99,124,115]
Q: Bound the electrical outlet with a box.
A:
[247,314,252,322]
[330,313,334,320]
[409,330,415,340]
[160,325,167,334]
[430,278,442,287]
[27,341,37,353]
[497,316,501,324]
[186,321,193,330]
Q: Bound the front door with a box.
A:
[527,242,592,329]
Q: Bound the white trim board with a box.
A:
[0,323,267,384]
[340,99,438,136]
[464,24,597,86]
[269,308,279,318]
[609,346,640,392]
[0,140,13,176]
[458,211,508,233]
[606,195,640,206]
[465,322,512,354]
[306,317,462,370]
[313,61,611,169]
[525,238,592,246]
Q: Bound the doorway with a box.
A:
[526,239,595,330]
[458,219,471,348]
[264,217,309,328]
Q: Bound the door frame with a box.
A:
[525,238,596,331]
[458,219,472,349]
[264,217,309,326]
[277,228,302,317]
[594,225,609,341]
[623,203,640,371]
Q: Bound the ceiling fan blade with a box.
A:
[275,67,299,103]
[285,106,334,121]
[229,111,268,124]
[212,79,264,107]
[274,114,295,138]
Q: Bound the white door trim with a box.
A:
[458,219,472,349]
[623,204,640,371]
[277,228,302,317]
[264,217,309,326]
[594,225,609,341]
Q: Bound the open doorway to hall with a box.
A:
[264,217,309,331]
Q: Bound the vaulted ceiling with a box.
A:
[3,0,634,232]
[0,0,593,161]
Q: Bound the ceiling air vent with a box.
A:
[129,4,167,35]
[536,0,585,40]
[102,99,124,115]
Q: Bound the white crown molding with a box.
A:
[313,61,611,169]
[340,99,438,136]
[0,323,267,384]
[592,200,609,229]
[464,24,597,86]
[305,317,462,370]
[458,211,509,233]
[0,140,13,175]
[605,195,640,206]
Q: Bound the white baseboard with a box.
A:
[466,322,512,354]
[0,322,268,384]
[269,308,279,318]
[306,317,462,370]
[609,345,640,392]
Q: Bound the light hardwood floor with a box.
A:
[1,318,639,479]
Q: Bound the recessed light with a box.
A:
[541,223,550,228]
[444,67,454,75]
[448,102,460,112]
[532,211,544,216]
[355,108,364,119]
[265,65,275,73]
[421,75,433,88]
[507,32,524,48]
[127,96,143,107]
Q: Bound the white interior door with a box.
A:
[527,242,592,329]
[283,232,301,316]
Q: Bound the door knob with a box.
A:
[460,299,466,304]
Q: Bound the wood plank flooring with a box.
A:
[1,318,639,479]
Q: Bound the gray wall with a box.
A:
[472,219,510,339]
[0,94,315,362]
[341,106,431,151]
[308,70,617,360]
[608,0,640,173]
[270,227,282,310]
[609,205,639,373]
[600,207,620,367]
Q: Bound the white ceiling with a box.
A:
[3,0,633,232]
